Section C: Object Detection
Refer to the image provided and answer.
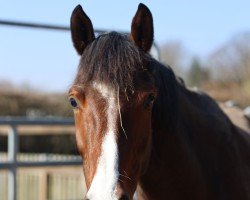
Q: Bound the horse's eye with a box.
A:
[69,97,78,108]
[144,93,155,108]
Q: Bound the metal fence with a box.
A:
[0,117,83,200]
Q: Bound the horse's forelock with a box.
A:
[74,32,147,91]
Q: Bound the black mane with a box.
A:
[150,60,179,131]
[74,31,147,90]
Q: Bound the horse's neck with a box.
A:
[150,85,228,160]
[140,129,209,199]
[140,85,250,199]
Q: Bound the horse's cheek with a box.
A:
[74,111,83,152]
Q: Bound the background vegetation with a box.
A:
[161,31,250,108]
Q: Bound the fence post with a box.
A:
[39,171,48,200]
[8,125,18,200]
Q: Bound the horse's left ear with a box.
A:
[130,3,154,53]
[70,5,95,55]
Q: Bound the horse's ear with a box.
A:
[130,3,154,53]
[70,5,95,55]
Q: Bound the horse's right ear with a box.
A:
[70,5,95,55]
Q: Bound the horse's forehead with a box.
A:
[92,82,115,99]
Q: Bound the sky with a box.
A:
[0,0,250,92]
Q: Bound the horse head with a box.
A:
[69,3,156,200]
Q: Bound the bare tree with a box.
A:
[208,32,250,84]
[160,41,187,79]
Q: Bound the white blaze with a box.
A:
[86,83,119,200]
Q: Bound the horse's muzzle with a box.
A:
[83,194,129,200]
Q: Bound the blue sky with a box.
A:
[0,0,250,92]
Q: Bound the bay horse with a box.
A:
[68,3,250,200]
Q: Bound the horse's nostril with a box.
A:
[119,194,129,200]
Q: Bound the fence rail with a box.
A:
[0,19,110,34]
[0,117,82,200]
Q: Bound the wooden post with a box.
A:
[39,171,48,200]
